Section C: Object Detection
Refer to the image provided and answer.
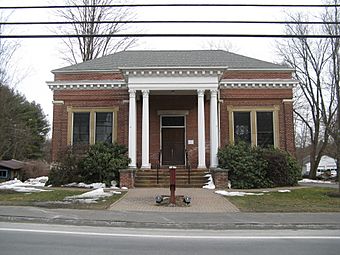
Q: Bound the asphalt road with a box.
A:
[0,222,339,255]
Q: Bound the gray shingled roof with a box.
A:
[53,50,289,72]
[0,159,24,170]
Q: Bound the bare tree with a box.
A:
[202,40,238,52]
[57,0,137,64]
[322,0,340,192]
[277,13,336,179]
[0,13,18,85]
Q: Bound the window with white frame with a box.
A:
[73,112,90,145]
[95,112,113,143]
[230,107,279,148]
[256,111,274,147]
[0,169,8,179]
[69,108,117,145]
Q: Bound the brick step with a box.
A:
[134,183,205,188]
[135,176,207,181]
[134,168,210,188]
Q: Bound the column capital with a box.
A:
[197,89,205,97]
[129,89,136,97]
[142,89,150,97]
[210,89,218,96]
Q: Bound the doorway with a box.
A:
[161,116,185,165]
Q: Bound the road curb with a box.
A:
[1,215,340,230]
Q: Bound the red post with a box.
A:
[169,166,176,205]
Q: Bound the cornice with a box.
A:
[46,80,126,91]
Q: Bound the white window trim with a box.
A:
[228,106,280,148]
[0,169,8,179]
[67,107,118,146]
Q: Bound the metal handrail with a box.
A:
[185,149,191,184]
[157,149,162,184]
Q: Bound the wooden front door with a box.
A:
[162,128,185,165]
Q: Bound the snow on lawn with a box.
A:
[215,190,264,196]
[298,179,332,184]
[64,188,121,204]
[278,190,291,193]
[203,174,215,190]
[215,189,293,196]
[0,177,49,193]
[63,182,106,189]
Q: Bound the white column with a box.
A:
[141,89,151,169]
[197,89,206,169]
[210,89,219,168]
[128,89,137,168]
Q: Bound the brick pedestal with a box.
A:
[119,169,136,188]
[211,168,229,189]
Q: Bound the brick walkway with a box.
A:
[109,188,239,213]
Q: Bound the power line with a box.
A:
[0,33,339,39]
[1,20,339,26]
[0,4,339,10]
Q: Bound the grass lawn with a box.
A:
[226,187,340,212]
[0,188,126,210]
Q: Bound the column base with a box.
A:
[140,163,151,169]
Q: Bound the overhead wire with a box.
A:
[0,3,339,9]
[0,3,339,39]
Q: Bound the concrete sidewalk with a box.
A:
[109,188,239,213]
[1,205,340,230]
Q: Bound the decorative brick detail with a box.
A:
[211,168,229,189]
[54,72,124,81]
[222,70,293,80]
[119,169,136,188]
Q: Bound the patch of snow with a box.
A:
[63,188,121,204]
[65,188,111,200]
[278,190,291,193]
[24,176,48,187]
[63,182,106,189]
[298,179,332,184]
[203,174,215,190]
[215,190,264,196]
[0,177,49,193]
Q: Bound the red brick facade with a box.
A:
[50,71,296,166]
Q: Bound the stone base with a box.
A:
[119,169,136,188]
[211,168,229,189]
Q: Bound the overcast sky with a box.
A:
[0,0,324,133]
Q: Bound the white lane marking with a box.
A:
[0,228,339,240]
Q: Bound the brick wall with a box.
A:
[137,94,210,168]
[222,70,292,79]
[54,72,124,81]
[220,88,295,155]
[51,89,129,161]
[51,70,295,166]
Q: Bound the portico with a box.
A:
[125,69,221,170]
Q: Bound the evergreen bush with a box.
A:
[80,142,130,186]
[217,143,301,189]
[47,146,85,186]
[217,142,271,189]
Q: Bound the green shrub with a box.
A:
[47,146,85,186]
[217,142,272,189]
[80,143,130,186]
[217,143,301,189]
[262,148,300,187]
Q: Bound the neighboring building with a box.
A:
[0,159,24,180]
[47,50,296,186]
[302,155,337,177]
